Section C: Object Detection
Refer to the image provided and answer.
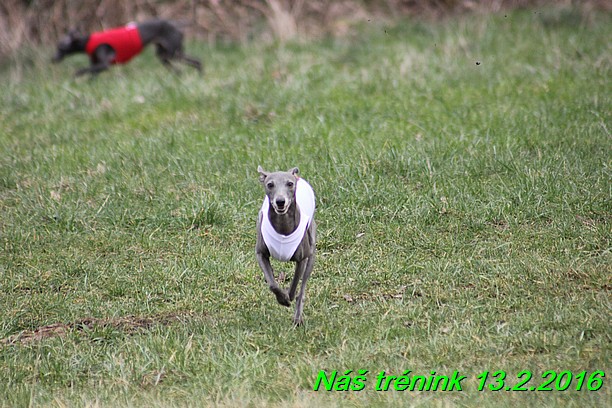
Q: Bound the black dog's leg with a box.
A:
[76,46,114,77]
[180,53,202,72]
[75,62,110,77]
[155,34,201,74]
[162,59,181,74]
[156,43,181,74]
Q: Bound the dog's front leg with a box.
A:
[77,47,114,77]
[75,62,110,77]
[256,253,290,307]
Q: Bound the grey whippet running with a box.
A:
[256,166,316,326]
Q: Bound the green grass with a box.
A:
[1,8,610,407]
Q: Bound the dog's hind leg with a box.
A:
[162,59,181,74]
[293,254,315,326]
[288,260,306,302]
[180,53,202,72]
[155,43,181,74]
[293,221,316,325]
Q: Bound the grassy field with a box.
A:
[0,8,610,407]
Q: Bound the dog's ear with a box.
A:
[289,167,299,178]
[69,25,87,38]
[257,165,269,184]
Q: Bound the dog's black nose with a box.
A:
[275,198,286,208]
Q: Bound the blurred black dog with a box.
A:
[53,19,202,76]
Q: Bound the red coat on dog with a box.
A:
[85,24,143,64]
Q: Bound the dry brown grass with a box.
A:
[0,1,609,60]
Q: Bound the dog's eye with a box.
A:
[286,181,294,188]
[266,182,274,189]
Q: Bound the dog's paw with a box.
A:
[271,287,291,307]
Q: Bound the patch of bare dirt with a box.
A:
[1,312,192,345]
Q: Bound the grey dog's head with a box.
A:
[258,166,299,215]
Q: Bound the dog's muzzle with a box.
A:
[272,197,289,215]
